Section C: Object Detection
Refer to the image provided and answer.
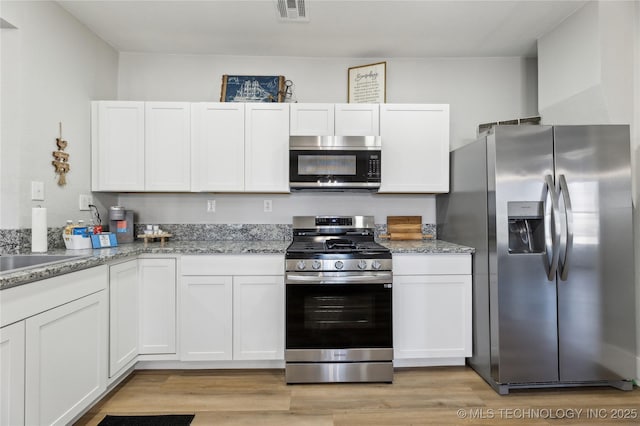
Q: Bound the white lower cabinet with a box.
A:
[0,321,25,426]
[109,259,139,377]
[139,258,177,355]
[392,254,472,367]
[0,266,108,426]
[25,290,108,426]
[233,275,284,360]
[180,275,233,360]
[180,255,284,361]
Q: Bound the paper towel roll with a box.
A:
[31,207,48,253]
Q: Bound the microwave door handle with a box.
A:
[544,174,561,281]
[558,174,573,281]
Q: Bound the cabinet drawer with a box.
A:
[1,266,108,327]
[392,254,470,275]
[181,255,284,276]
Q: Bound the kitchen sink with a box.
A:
[0,254,90,273]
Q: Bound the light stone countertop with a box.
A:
[0,239,473,290]
[379,239,474,254]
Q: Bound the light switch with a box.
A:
[31,181,44,201]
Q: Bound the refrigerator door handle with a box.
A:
[544,174,561,280]
[558,174,573,280]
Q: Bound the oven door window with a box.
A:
[286,284,392,349]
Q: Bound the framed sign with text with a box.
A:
[348,62,386,103]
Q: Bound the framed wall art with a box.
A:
[348,62,386,103]
[220,75,286,102]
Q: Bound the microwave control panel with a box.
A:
[368,154,381,178]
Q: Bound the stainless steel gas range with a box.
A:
[285,216,393,384]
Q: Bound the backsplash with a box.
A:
[133,224,293,242]
[0,227,66,254]
[0,223,437,254]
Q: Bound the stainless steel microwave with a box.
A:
[289,136,381,191]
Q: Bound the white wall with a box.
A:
[116,192,436,226]
[116,53,537,224]
[538,1,635,126]
[0,0,119,229]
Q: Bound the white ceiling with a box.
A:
[57,0,588,58]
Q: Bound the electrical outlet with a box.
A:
[78,194,93,210]
[207,199,216,213]
[31,181,44,201]
[264,199,273,212]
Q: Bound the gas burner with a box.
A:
[286,215,391,272]
[325,238,357,250]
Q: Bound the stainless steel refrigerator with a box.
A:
[437,125,636,394]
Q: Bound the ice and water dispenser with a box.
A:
[507,201,545,254]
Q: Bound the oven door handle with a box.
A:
[285,272,392,285]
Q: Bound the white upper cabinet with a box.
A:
[290,103,379,136]
[191,103,245,191]
[92,101,145,191]
[92,101,191,191]
[245,103,290,192]
[93,101,450,193]
[289,103,334,135]
[334,103,379,136]
[192,102,289,192]
[144,102,191,191]
[379,104,450,193]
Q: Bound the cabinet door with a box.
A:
[0,322,25,426]
[145,102,191,191]
[139,258,176,355]
[379,104,449,193]
[179,276,233,361]
[289,103,334,135]
[233,275,284,360]
[393,274,471,360]
[192,103,245,191]
[109,259,139,377]
[245,104,290,192]
[25,291,107,426]
[335,103,379,136]
[92,101,145,191]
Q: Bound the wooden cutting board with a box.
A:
[380,216,426,240]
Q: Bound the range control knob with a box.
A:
[312,260,322,270]
[296,261,306,270]
[357,260,368,270]
[334,260,344,270]
[371,260,382,270]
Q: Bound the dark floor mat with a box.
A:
[97,414,195,426]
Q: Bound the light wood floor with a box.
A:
[75,367,640,425]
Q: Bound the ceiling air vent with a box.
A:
[276,0,309,22]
